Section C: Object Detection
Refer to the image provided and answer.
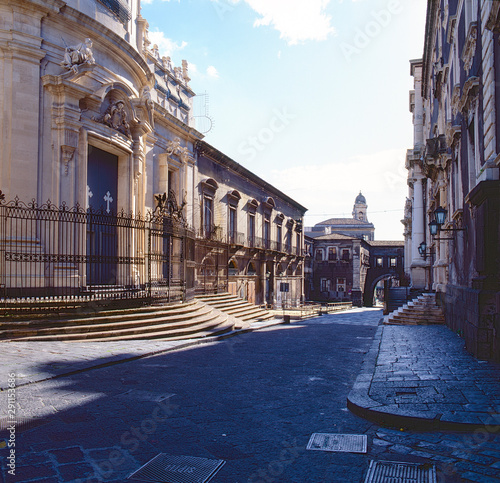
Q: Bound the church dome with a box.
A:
[355,191,366,204]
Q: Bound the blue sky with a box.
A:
[141,0,428,240]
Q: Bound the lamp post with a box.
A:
[428,206,462,240]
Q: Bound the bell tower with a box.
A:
[352,191,368,221]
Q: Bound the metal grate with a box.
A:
[306,433,367,453]
[128,454,225,483]
[364,460,437,483]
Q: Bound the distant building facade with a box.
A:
[404,0,500,360]
[306,194,404,306]
[309,192,375,241]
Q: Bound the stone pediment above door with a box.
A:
[90,86,153,138]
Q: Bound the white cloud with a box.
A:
[148,29,187,57]
[219,0,335,44]
[206,65,220,78]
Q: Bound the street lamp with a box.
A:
[428,205,464,239]
[418,241,427,257]
[429,220,439,236]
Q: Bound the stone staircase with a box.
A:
[195,293,275,327]
[0,299,235,342]
[383,292,445,326]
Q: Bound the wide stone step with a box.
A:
[384,292,444,326]
[0,305,220,339]
[0,300,207,332]
[196,293,272,324]
[2,300,234,342]
[9,313,233,342]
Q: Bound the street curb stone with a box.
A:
[347,323,500,431]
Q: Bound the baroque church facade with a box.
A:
[0,0,306,308]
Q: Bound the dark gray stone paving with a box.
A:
[348,324,500,429]
[1,308,500,482]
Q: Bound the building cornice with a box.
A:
[196,140,308,214]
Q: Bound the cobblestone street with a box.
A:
[1,308,500,482]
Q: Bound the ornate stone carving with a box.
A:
[61,145,75,176]
[166,137,190,162]
[100,100,131,137]
[60,38,95,74]
[154,190,186,221]
[182,60,190,85]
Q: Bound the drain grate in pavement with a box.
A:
[127,454,225,483]
[306,433,367,453]
[364,460,437,483]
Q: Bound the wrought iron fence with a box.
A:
[0,197,195,310]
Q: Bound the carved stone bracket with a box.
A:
[457,76,479,114]
[461,22,478,74]
[61,145,75,176]
[166,137,191,163]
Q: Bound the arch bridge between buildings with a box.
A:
[363,267,405,307]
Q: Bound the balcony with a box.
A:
[199,224,224,242]
[228,231,245,246]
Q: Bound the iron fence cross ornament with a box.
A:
[104,191,113,213]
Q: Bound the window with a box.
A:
[390,257,397,267]
[228,260,238,276]
[321,278,330,292]
[285,227,292,252]
[342,249,350,261]
[315,249,324,261]
[248,262,257,275]
[276,224,282,251]
[203,196,214,238]
[376,257,384,267]
[264,215,270,249]
[328,247,337,261]
[248,213,255,246]
[228,206,237,243]
[337,278,346,292]
[296,232,301,255]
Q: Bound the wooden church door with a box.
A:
[86,146,118,285]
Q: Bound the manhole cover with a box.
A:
[364,460,437,483]
[306,433,367,453]
[128,454,225,483]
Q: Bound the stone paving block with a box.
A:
[58,462,97,482]
[388,444,413,455]
[451,451,496,466]
[48,446,85,464]
[460,471,500,483]
[409,449,435,459]
[454,461,500,477]
[13,463,58,481]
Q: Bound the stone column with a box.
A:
[410,175,427,289]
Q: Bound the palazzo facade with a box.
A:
[404,0,500,360]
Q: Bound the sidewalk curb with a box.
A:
[347,324,500,431]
